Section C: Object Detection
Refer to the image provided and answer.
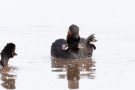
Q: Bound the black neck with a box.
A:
[67,35,80,47]
[0,55,10,66]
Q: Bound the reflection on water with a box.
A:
[1,73,16,89]
[51,58,96,89]
[0,65,17,89]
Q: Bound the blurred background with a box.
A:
[0,0,135,31]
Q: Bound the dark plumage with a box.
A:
[67,25,80,52]
[51,33,97,59]
[77,34,97,58]
[0,43,17,71]
[51,39,78,58]
[51,24,97,59]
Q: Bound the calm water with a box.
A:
[0,0,135,89]
[0,27,135,90]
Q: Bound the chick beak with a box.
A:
[92,38,98,42]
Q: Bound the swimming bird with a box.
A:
[77,34,97,58]
[51,25,97,59]
[66,24,80,53]
[0,43,17,71]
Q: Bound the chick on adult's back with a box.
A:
[51,24,80,59]
[51,25,97,59]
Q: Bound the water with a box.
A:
[0,26,135,90]
[0,0,135,90]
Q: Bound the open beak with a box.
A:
[62,44,68,50]
[92,38,98,42]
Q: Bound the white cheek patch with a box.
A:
[89,42,94,44]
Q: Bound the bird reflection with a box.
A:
[0,65,16,89]
[51,58,96,89]
[1,73,16,89]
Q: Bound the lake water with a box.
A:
[0,0,135,90]
[0,26,135,90]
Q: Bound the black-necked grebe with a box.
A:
[51,25,97,59]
